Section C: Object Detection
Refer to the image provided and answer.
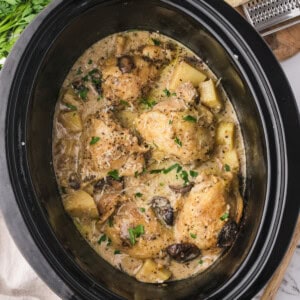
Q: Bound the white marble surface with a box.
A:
[0,55,299,300]
[271,53,300,300]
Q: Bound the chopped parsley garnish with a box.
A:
[180,170,189,185]
[88,59,93,64]
[64,103,77,111]
[224,164,231,172]
[183,115,197,123]
[76,67,83,75]
[199,259,204,265]
[128,225,145,245]
[150,169,164,174]
[135,192,143,198]
[82,74,89,82]
[220,212,229,221]
[163,88,176,97]
[163,163,180,174]
[107,237,112,246]
[174,137,182,147]
[163,88,171,97]
[120,100,130,107]
[108,217,114,227]
[176,165,183,173]
[190,233,197,239]
[159,182,164,186]
[78,86,89,100]
[151,38,161,46]
[90,136,100,145]
[140,98,157,109]
[98,234,107,245]
[190,170,199,178]
[114,250,121,255]
[107,170,120,180]
[139,207,146,213]
[169,120,173,125]
[97,96,102,101]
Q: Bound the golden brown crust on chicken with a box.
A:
[79,111,147,183]
[174,175,230,249]
[105,202,173,259]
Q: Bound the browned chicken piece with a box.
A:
[105,202,173,259]
[79,111,147,184]
[142,45,167,61]
[135,98,215,164]
[175,82,199,105]
[175,175,234,250]
[101,55,159,105]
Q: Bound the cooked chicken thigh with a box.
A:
[105,202,173,259]
[79,111,146,183]
[175,175,233,249]
[135,94,215,164]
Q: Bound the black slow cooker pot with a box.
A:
[0,0,299,299]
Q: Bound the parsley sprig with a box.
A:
[0,0,51,70]
[128,225,145,245]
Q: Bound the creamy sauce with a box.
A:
[53,31,246,283]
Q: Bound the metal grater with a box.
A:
[243,0,300,36]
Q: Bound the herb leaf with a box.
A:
[163,163,180,174]
[150,169,164,174]
[98,234,107,244]
[90,136,100,145]
[120,100,130,107]
[224,164,231,172]
[0,0,51,69]
[190,170,199,178]
[180,170,189,185]
[140,98,157,109]
[183,115,197,123]
[107,169,120,180]
[174,136,182,147]
[64,103,77,111]
[151,38,161,46]
[128,224,145,246]
[78,86,89,100]
[114,250,121,255]
[135,192,143,198]
[139,207,146,213]
[220,212,229,221]
[190,233,197,239]
[163,88,171,97]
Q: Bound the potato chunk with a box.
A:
[63,190,98,219]
[169,61,206,90]
[136,259,171,283]
[199,79,222,111]
[59,111,82,133]
[216,122,235,149]
[223,149,239,172]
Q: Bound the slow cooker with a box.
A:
[0,0,299,299]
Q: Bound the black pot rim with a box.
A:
[0,0,300,299]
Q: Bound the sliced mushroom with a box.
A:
[166,243,201,262]
[117,55,135,73]
[151,196,174,226]
[169,183,194,194]
[217,221,238,248]
[94,176,123,192]
[68,173,81,190]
